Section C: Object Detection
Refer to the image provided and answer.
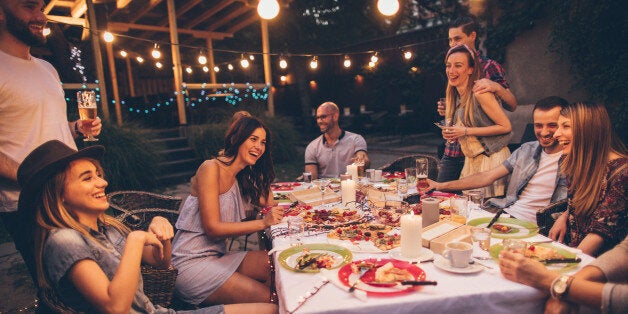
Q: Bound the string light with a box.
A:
[280,75,287,82]
[309,56,318,69]
[343,55,351,68]
[43,27,51,36]
[198,50,207,65]
[185,66,193,74]
[240,54,250,68]
[214,66,220,72]
[103,31,114,43]
[136,56,144,63]
[227,64,234,71]
[403,50,413,60]
[377,0,400,16]
[368,61,376,68]
[279,57,287,69]
[120,50,128,57]
[257,0,280,20]
[370,52,379,63]
[155,61,163,69]
[202,66,209,72]
[151,43,161,59]
[249,54,255,60]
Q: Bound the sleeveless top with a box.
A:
[455,97,512,156]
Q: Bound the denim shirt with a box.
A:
[44,223,165,313]
[487,141,567,209]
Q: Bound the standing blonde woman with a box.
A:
[18,140,271,313]
[442,44,512,198]
[549,102,627,256]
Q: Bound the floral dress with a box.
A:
[566,158,627,255]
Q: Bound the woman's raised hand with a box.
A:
[148,216,175,241]
[129,230,164,259]
[548,212,568,243]
[263,206,284,227]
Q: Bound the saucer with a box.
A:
[433,255,483,274]
[389,247,434,263]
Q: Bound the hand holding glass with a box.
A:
[77,91,99,142]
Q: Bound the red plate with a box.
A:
[337,258,425,296]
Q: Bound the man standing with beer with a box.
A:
[0,0,101,280]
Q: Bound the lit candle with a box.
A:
[340,176,356,206]
[346,164,359,181]
[401,213,422,258]
[421,197,440,227]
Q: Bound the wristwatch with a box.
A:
[550,275,574,300]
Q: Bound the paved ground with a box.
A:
[0,132,442,312]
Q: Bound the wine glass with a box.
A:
[77,91,99,141]
[470,227,491,259]
[312,178,331,206]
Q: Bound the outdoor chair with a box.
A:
[536,199,568,238]
[378,154,440,180]
[107,190,183,216]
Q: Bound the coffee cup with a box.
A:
[442,241,473,268]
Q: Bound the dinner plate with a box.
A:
[388,247,434,263]
[337,258,426,296]
[467,217,539,239]
[489,243,579,272]
[278,243,352,273]
[301,207,366,227]
[433,255,483,274]
[271,182,301,191]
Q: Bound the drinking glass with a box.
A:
[415,158,429,189]
[76,91,98,141]
[365,169,375,182]
[312,178,331,206]
[449,195,468,224]
[287,216,305,246]
[471,227,491,259]
[465,189,485,211]
[302,172,312,184]
[404,167,417,185]
[503,239,527,253]
[397,178,408,196]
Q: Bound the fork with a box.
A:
[348,266,370,292]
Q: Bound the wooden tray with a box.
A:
[289,187,341,206]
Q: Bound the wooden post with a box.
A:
[206,39,216,84]
[167,0,187,125]
[125,57,135,97]
[105,42,122,125]
[85,0,110,120]
[260,19,274,117]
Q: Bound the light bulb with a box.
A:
[120,50,128,57]
[343,56,351,68]
[404,51,412,60]
[103,31,114,43]
[368,61,376,68]
[279,59,287,69]
[136,56,144,63]
[257,0,280,20]
[280,75,287,82]
[377,0,400,16]
[151,45,161,59]
[203,66,209,72]
[198,54,207,65]
[309,57,318,69]
[227,64,234,71]
[156,62,163,69]
[185,66,193,74]
[370,54,379,63]
[43,28,51,36]
[214,66,220,72]
[240,58,250,68]
[249,54,255,60]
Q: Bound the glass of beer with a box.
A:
[77,91,98,142]
[415,158,429,189]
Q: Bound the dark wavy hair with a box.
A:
[219,116,275,206]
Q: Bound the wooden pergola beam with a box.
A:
[116,0,132,9]
[184,0,235,29]
[207,5,250,31]
[227,12,259,34]
[129,0,162,23]
[157,0,202,27]
[46,15,86,27]
[108,22,233,40]
[71,0,86,18]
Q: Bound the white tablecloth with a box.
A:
[269,203,594,314]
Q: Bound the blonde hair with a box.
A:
[444,44,482,126]
[33,159,129,291]
[561,102,627,217]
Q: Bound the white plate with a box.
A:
[433,255,483,274]
[389,247,434,263]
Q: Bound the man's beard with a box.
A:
[4,8,46,46]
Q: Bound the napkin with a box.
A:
[319,269,368,302]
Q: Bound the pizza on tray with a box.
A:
[328,223,400,251]
[301,208,361,226]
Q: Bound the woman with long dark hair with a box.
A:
[549,102,627,256]
[171,116,283,307]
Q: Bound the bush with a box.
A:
[82,121,163,191]
[187,122,229,159]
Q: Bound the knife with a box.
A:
[486,208,504,228]
[400,280,438,286]
[542,257,582,264]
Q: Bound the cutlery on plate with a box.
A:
[486,208,504,228]
[348,266,370,293]
[399,280,438,286]
[542,257,581,264]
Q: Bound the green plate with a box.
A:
[278,243,353,273]
[467,217,539,239]
[490,243,579,272]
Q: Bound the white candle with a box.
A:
[401,213,422,258]
[341,178,356,206]
[347,164,359,181]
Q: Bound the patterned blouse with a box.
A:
[567,157,627,255]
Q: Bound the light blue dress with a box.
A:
[172,182,248,305]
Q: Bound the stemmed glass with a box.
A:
[312,178,331,206]
[76,91,98,141]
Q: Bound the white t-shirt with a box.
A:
[0,50,76,212]
[505,150,563,223]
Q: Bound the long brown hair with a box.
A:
[444,44,482,126]
[33,159,128,291]
[560,102,627,217]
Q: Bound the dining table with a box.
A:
[268,181,595,314]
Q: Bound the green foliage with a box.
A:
[187,122,228,160]
[263,116,300,163]
[85,121,163,191]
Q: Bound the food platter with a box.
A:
[327,223,401,252]
[467,217,539,239]
[337,258,426,296]
[490,242,579,272]
[278,243,352,273]
[300,207,366,227]
[271,182,301,191]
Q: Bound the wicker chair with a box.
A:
[378,154,440,180]
[116,208,181,308]
[536,200,568,237]
[107,190,183,216]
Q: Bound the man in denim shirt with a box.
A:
[426,97,568,223]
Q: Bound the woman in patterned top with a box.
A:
[549,102,627,256]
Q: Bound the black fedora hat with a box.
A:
[17,140,105,214]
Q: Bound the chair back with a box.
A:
[107,190,183,216]
[378,154,440,180]
[536,200,568,237]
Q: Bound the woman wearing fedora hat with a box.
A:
[18,140,276,313]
